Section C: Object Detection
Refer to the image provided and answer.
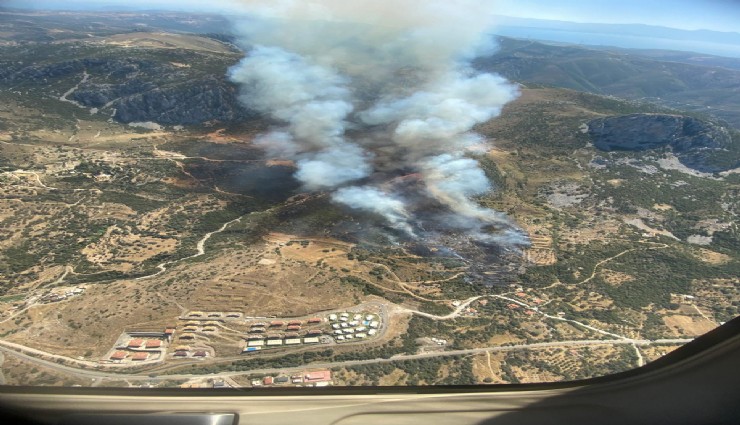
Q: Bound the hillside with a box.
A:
[478,37,740,129]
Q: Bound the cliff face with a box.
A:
[1,57,253,126]
[588,114,739,172]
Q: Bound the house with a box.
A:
[131,352,149,361]
[263,376,273,385]
[329,314,337,321]
[288,320,302,326]
[193,350,208,357]
[287,325,301,331]
[145,340,162,349]
[304,370,331,382]
[274,376,290,384]
[173,351,188,357]
[308,318,322,324]
[109,351,127,361]
[270,321,285,327]
[127,339,144,348]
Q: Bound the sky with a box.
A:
[4,0,739,33]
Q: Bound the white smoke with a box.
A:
[228,45,371,189]
[226,0,527,246]
[332,186,415,237]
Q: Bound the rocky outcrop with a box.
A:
[588,114,739,172]
[1,57,253,126]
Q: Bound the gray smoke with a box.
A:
[226,0,527,247]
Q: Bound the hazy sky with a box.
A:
[5,0,740,33]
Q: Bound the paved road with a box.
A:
[0,337,691,384]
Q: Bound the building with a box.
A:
[356,333,367,338]
[288,320,302,326]
[131,352,149,361]
[284,338,301,345]
[202,326,218,332]
[175,345,190,351]
[308,318,321,324]
[303,337,320,344]
[243,346,261,353]
[174,351,188,357]
[307,330,322,335]
[329,314,337,321]
[369,321,380,328]
[127,339,144,348]
[182,327,197,333]
[145,340,162,349]
[274,376,289,384]
[304,370,331,383]
[248,340,265,347]
[287,325,301,331]
[188,311,204,317]
[109,351,127,361]
[179,335,194,340]
[263,376,273,385]
[226,312,241,318]
[365,315,374,321]
[270,321,285,327]
[368,329,377,336]
[193,350,208,357]
[266,339,283,346]
[207,312,221,318]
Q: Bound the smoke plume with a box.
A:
[226,0,528,248]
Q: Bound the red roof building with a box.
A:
[288,320,302,326]
[307,330,322,335]
[131,352,149,361]
[164,328,176,335]
[145,340,162,349]
[270,321,284,327]
[127,339,144,348]
[287,325,301,331]
[193,350,207,357]
[263,376,273,385]
[109,351,127,360]
[304,370,331,382]
[308,318,322,324]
